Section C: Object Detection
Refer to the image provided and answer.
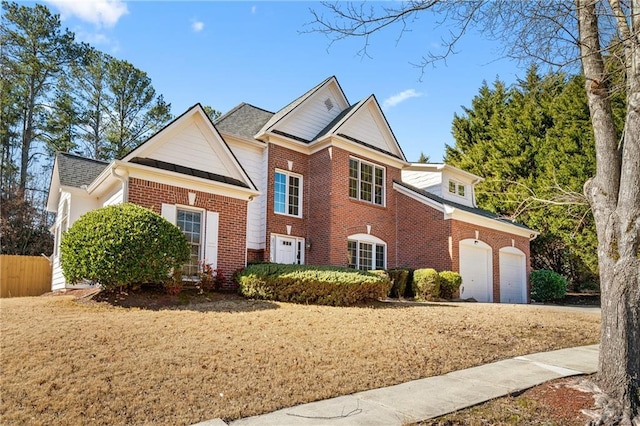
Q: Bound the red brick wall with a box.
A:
[128,178,248,286]
[450,220,532,303]
[395,191,453,271]
[307,148,333,265]
[309,146,401,268]
[264,144,310,261]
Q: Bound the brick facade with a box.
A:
[450,220,531,303]
[396,191,453,271]
[128,178,248,286]
[264,144,310,261]
[396,188,532,303]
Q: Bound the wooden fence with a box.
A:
[0,255,52,298]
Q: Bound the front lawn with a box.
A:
[0,294,599,425]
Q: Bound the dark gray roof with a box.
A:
[130,157,250,189]
[393,180,536,232]
[214,103,274,140]
[57,153,108,188]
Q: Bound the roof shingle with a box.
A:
[57,153,108,188]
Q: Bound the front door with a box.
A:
[275,236,296,264]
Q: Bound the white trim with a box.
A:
[394,182,537,239]
[269,233,305,264]
[349,156,386,207]
[393,182,445,212]
[347,235,387,270]
[274,168,303,218]
[404,163,484,183]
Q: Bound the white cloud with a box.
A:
[191,20,204,32]
[75,29,120,53]
[251,5,257,14]
[45,0,128,28]
[382,89,423,109]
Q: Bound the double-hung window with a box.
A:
[176,209,202,276]
[448,180,466,197]
[349,158,385,206]
[347,239,386,271]
[274,170,302,217]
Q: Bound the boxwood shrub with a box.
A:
[387,268,411,298]
[60,203,189,291]
[531,269,567,302]
[413,268,440,300]
[438,271,462,299]
[237,264,391,306]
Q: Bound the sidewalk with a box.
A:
[195,344,599,426]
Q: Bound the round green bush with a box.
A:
[60,203,190,290]
[438,271,462,299]
[530,269,567,302]
[413,268,440,300]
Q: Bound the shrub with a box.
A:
[237,264,391,306]
[530,269,568,302]
[61,203,190,291]
[387,268,411,298]
[413,268,440,300]
[438,271,462,299]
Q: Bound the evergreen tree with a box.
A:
[446,68,602,289]
[0,1,77,195]
[104,58,172,158]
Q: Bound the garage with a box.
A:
[499,247,527,303]
[458,239,493,302]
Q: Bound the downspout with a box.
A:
[111,167,129,202]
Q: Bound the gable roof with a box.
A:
[129,157,250,189]
[214,103,274,140]
[313,95,406,161]
[255,76,348,139]
[121,103,257,192]
[394,180,537,234]
[57,153,108,188]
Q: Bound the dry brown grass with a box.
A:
[0,295,599,425]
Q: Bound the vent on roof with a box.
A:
[324,97,334,111]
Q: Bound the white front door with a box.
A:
[275,236,296,264]
[500,248,526,303]
[459,240,492,302]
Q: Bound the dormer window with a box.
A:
[448,180,466,197]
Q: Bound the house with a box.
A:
[47,76,537,302]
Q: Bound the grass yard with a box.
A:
[0,293,599,425]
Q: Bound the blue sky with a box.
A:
[41,0,526,162]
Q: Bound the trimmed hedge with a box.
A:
[413,268,440,300]
[531,269,567,302]
[60,203,189,291]
[237,264,391,306]
[438,271,462,299]
[387,268,411,298]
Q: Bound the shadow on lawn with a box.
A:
[86,289,280,313]
[369,299,461,309]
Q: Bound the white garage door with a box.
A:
[499,248,527,303]
[459,239,492,302]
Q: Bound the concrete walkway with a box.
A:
[195,344,599,426]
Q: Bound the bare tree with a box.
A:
[310,1,639,423]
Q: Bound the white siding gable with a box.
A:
[275,84,348,142]
[338,102,402,158]
[401,170,443,196]
[147,116,244,181]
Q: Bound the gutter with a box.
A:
[111,166,129,202]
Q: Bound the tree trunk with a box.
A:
[577,0,640,423]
